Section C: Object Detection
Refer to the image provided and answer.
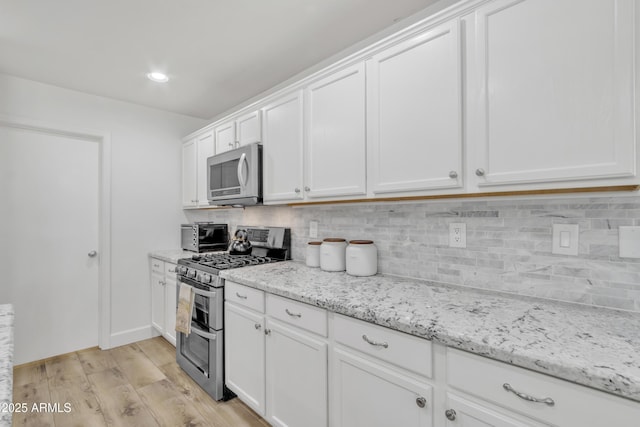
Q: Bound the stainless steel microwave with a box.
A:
[207,142,262,206]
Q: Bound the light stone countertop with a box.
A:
[0,304,14,427]
[219,261,640,403]
[149,249,195,264]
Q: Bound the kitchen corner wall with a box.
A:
[187,193,640,313]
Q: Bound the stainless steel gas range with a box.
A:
[175,226,290,400]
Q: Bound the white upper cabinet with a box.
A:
[236,110,262,146]
[262,90,305,203]
[196,132,214,207]
[367,20,463,196]
[466,0,636,189]
[182,131,214,209]
[214,121,236,155]
[305,63,367,199]
[181,138,197,208]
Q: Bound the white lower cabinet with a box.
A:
[149,257,178,346]
[224,285,640,427]
[332,347,433,427]
[224,282,328,426]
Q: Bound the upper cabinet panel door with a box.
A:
[181,138,197,207]
[196,132,214,207]
[237,111,262,146]
[468,0,636,187]
[262,91,305,203]
[305,63,367,199]
[214,121,236,155]
[367,20,463,196]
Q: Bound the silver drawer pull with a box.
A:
[235,292,248,299]
[362,334,388,348]
[285,308,302,318]
[503,383,555,406]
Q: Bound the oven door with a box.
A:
[177,324,224,400]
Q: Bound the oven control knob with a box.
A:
[188,269,197,279]
[202,274,211,283]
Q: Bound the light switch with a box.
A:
[552,224,579,256]
[619,226,640,258]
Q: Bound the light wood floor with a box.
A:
[12,337,270,427]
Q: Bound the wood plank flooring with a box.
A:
[12,337,270,427]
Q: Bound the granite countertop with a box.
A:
[149,249,195,264]
[220,261,640,403]
[0,304,15,427]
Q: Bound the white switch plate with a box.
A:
[552,224,579,256]
[449,223,466,248]
[619,226,640,258]
[309,220,318,238]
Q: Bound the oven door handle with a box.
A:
[190,324,218,340]
[190,286,218,299]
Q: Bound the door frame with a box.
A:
[0,113,112,350]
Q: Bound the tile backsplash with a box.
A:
[186,194,640,312]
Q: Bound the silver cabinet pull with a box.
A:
[265,329,271,336]
[445,409,456,421]
[235,292,248,299]
[254,323,262,330]
[88,250,97,258]
[416,397,426,408]
[294,188,301,193]
[304,186,310,192]
[362,334,388,348]
[285,309,302,318]
[475,168,485,177]
[503,383,555,406]
[449,171,458,179]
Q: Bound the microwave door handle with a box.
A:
[237,152,247,189]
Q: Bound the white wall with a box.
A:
[0,73,206,346]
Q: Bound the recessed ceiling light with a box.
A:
[147,72,169,83]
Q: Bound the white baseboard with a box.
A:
[107,325,156,348]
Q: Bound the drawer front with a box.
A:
[266,294,327,337]
[333,314,432,378]
[447,348,640,427]
[164,262,178,277]
[150,258,164,275]
[225,281,265,313]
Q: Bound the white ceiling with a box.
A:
[0,0,440,119]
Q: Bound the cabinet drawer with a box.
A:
[164,262,177,277]
[334,314,432,378]
[150,258,164,275]
[266,294,327,337]
[447,348,640,427]
[225,281,265,313]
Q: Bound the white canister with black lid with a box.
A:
[306,241,322,267]
[320,238,347,272]
[346,240,377,276]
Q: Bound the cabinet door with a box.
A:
[262,91,304,203]
[151,272,165,334]
[331,347,432,427]
[164,274,177,346]
[214,121,237,154]
[196,132,214,207]
[237,111,262,146]
[444,394,542,427]
[305,63,366,199]
[224,302,266,416]
[468,0,635,187]
[181,139,197,207]
[367,20,462,195]
[265,319,327,427]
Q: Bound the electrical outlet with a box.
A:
[309,221,318,238]
[449,223,466,248]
